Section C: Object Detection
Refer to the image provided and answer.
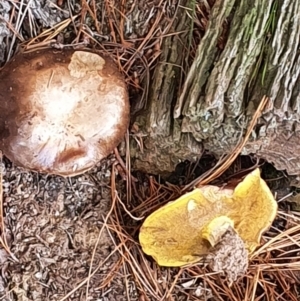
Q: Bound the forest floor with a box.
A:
[0,1,300,300]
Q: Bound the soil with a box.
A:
[0,157,136,301]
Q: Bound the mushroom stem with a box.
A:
[206,226,249,284]
[201,216,234,247]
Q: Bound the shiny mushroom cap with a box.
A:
[0,49,129,176]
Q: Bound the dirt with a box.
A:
[0,157,135,301]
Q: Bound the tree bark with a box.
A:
[131,0,300,176]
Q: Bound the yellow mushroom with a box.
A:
[201,215,234,247]
[139,168,277,267]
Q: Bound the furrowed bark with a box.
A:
[131,0,202,174]
[132,0,300,176]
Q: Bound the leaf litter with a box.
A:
[0,155,137,301]
[0,0,300,300]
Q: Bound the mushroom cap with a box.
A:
[139,168,277,267]
[0,49,129,176]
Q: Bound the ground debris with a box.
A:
[25,0,69,28]
[0,158,129,301]
[0,0,11,62]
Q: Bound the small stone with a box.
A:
[35,272,43,279]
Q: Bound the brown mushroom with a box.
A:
[0,48,129,176]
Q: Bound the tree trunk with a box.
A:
[131,0,300,176]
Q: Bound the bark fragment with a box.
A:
[132,0,300,175]
[131,0,202,174]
